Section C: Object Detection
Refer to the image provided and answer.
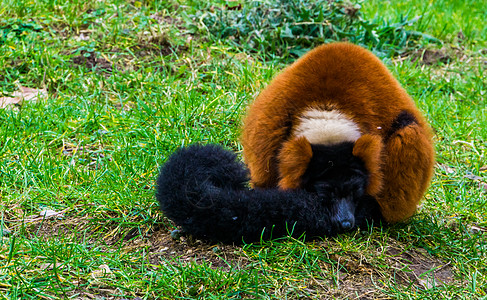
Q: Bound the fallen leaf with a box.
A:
[418,278,435,289]
[1,226,10,236]
[77,291,99,299]
[39,209,64,219]
[468,225,487,234]
[438,163,455,174]
[90,264,113,278]
[5,205,24,220]
[0,86,47,108]
[39,262,64,270]
[464,174,482,180]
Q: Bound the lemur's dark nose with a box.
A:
[340,220,354,231]
[332,198,356,232]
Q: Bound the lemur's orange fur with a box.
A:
[241,42,435,223]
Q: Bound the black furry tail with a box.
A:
[156,144,336,243]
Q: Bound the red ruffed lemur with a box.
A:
[156,42,435,243]
[242,42,435,228]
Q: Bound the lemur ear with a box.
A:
[352,134,384,196]
[278,136,313,190]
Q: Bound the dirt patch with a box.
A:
[22,214,246,270]
[330,274,381,299]
[129,14,191,59]
[146,229,248,269]
[72,50,114,72]
[140,229,456,298]
[404,47,470,65]
[16,212,93,241]
[326,242,455,299]
[131,34,181,58]
[385,246,453,288]
[417,49,453,65]
[17,216,457,298]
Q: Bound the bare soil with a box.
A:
[20,215,457,299]
[72,50,114,72]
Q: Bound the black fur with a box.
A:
[387,110,417,139]
[156,144,380,244]
[301,142,381,231]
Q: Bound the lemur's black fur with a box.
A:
[302,142,376,232]
[156,144,381,243]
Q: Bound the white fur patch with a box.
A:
[294,109,361,145]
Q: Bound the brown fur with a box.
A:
[352,134,384,196]
[277,136,313,190]
[241,42,435,223]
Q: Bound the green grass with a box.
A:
[362,0,487,47]
[0,0,486,298]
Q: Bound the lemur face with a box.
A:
[301,142,369,232]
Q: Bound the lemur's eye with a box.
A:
[348,179,366,197]
[314,182,332,193]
